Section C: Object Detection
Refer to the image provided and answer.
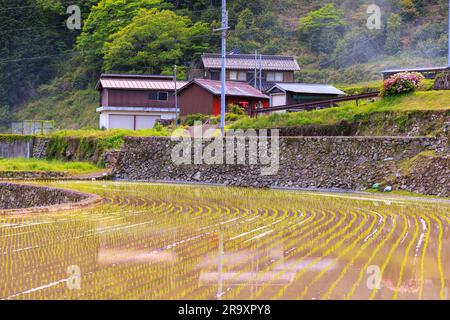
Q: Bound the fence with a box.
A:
[250,92,380,117]
[11,121,55,135]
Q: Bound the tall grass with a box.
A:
[0,158,100,174]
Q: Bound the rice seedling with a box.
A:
[0,181,449,300]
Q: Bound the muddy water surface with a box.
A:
[1,181,449,300]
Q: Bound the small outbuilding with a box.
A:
[178,79,269,117]
[267,83,345,107]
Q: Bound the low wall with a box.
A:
[0,183,101,214]
[0,171,67,180]
[114,136,447,195]
[0,137,33,158]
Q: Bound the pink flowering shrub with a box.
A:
[380,72,424,97]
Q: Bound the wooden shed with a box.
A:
[178,79,269,117]
[267,83,345,107]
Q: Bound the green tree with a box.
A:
[76,0,172,67]
[103,9,209,73]
[0,0,71,107]
[385,14,403,55]
[298,3,346,54]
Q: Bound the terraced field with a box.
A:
[1,181,450,300]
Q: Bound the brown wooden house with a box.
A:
[178,79,269,117]
[96,74,187,130]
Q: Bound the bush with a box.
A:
[228,104,245,115]
[183,114,211,126]
[380,72,424,97]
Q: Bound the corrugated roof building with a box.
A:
[178,79,269,117]
[267,83,345,108]
[96,74,187,130]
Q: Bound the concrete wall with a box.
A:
[113,136,448,196]
[0,139,33,158]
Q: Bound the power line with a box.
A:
[0,0,91,12]
[0,32,221,64]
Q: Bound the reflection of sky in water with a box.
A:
[0,181,449,300]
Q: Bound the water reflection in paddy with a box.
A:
[1,181,449,300]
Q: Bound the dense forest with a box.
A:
[0,0,448,129]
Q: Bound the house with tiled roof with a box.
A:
[190,53,300,92]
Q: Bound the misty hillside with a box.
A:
[0,0,448,129]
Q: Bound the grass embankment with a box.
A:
[0,158,100,174]
[50,127,171,150]
[230,91,450,130]
[16,89,99,130]
[364,189,450,201]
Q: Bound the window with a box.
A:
[229,70,247,81]
[149,91,169,101]
[157,91,168,101]
[267,72,284,82]
[210,70,220,80]
[237,72,247,81]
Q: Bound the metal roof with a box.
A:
[97,75,188,91]
[382,66,449,73]
[100,73,174,80]
[201,53,300,71]
[180,79,269,99]
[268,83,345,95]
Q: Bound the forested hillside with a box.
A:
[0,0,448,130]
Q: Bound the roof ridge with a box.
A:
[100,73,174,79]
[202,53,297,59]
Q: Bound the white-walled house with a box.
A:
[96,74,187,130]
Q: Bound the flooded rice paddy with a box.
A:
[1,181,450,300]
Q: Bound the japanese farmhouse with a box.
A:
[190,53,300,91]
[96,74,187,130]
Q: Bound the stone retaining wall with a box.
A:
[114,136,448,196]
[0,182,101,213]
[0,171,67,180]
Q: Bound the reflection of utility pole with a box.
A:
[217,231,224,300]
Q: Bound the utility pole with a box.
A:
[213,0,229,135]
[174,65,178,127]
[254,50,258,88]
[448,0,450,66]
[259,54,262,91]
[220,0,228,136]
